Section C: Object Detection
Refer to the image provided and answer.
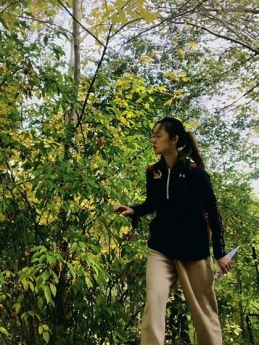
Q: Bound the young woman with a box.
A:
[115,117,232,345]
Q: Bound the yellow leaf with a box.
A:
[155,85,167,92]
[106,5,114,12]
[165,72,179,81]
[110,13,118,25]
[189,42,198,48]
[177,49,185,57]
[118,9,126,23]
[150,51,161,58]
[179,72,187,78]
[164,98,173,106]
[144,12,159,23]
[139,55,151,65]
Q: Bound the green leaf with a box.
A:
[49,283,57,297]
[21,312,28,323]
[0,327,10,336]
[13,302,22,313]
[47,255,56,265]
[44,286,52,304]
[42,324,49,331]
[38,297,44,310]
[43,331,50,343]
[42,271,50,282]
[71,242,79,252]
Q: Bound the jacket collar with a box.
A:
[156,157,189,172]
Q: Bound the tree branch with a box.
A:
[216,82,259,111]
[110,17,144,38]
[20,15,73,35]
[0,1,20,15]
[173,20,259,55]
[57,0,105,47]
[122,18,168,46]
[0,66,24,89]
[176,0,210,18]
[120,1,209,46]
[199,12,252,43]
[202,5,259,15]
[75,25,113,129]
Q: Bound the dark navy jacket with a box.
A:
[132,158,226,261]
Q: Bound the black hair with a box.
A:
[155,117,205,168]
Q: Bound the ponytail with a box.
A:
[179,131,205,168]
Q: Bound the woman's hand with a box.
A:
[217,255,232,274]
[114,205,134,216]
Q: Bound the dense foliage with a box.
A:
[0,1,259,344]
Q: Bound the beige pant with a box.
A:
[140,249,222,345]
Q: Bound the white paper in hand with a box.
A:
[214,246,240,281]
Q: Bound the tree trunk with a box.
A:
[50,2,81,344]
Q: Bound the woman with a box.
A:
[115,117,232,345]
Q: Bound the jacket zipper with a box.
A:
[166,168,171,199]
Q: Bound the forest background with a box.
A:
[1,0,259,344]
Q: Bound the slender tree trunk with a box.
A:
[236,255,245,333]
[64,0,80,157]
[73,0,80,86]
[50,2,81,344]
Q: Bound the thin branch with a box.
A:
[121,0,131,11]
[176,0,210,18]
[110,17,144,38]
[4,161,39,234]
[0,66,24,88]
[216,82,259,111]
[0,0,20,15]
[202,5,259,15]
[123,308,142,332]
[75,25,113,129]
[218,54,256,80]
[177,0,198,13]
[173,20,259,55]
[122,18,168,46]
[57,0,105,47]
[200,12,250,43]
[20,15,73,35]
[155,0,209,19]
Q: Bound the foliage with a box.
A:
[0,0,259,344]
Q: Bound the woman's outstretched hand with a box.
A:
[114,205,134,216]
[217,255,232,274]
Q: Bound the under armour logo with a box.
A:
[179,173,185,178]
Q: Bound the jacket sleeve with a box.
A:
[131,168,156,218]
[195,166,227,260]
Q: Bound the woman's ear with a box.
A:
[171,135,179,147]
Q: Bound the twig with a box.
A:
[76,25,113,128]
[173,20,259,55]
[0,1,20,15]
[217,82,259,111]
[57,0,105,47]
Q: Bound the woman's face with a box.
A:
[151,124,178,155]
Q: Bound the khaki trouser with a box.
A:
[140,249,222,345]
